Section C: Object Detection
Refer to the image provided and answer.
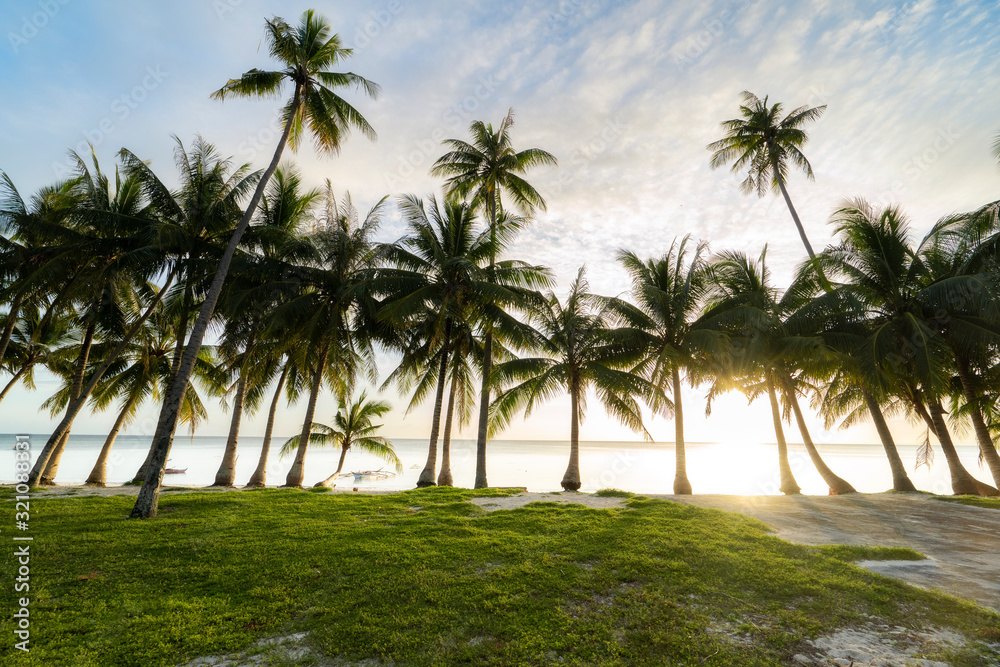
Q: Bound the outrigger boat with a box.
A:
[164,468,187,474]
[339,468,396,482]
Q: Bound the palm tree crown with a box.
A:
[708,91,826,258]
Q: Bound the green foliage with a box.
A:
[934,495,1000,511]
[593,488,635,498]
[1,489,996,666]
[817,545,926,562]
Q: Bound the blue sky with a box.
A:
[1,0,999,446]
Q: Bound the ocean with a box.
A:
[0,433,986,495]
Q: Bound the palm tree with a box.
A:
[133,10,379,517]
[212,167,321,487]
[121,136,258,484]
[708,91,826,258]
[490,268,652,491]
[379,195,491,487]
[431,109,556,488]
[279,391,400,487]
[613,237,717,494]
[0,306,75,408]
[83,306,218,486]
[25,151,171,486]
[818,200,995,495]
[274,191,386,489]
[914,214,1000,489]
[699,249,857,495]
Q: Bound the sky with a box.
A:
[1,0,999,448]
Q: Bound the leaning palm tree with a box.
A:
[0,306,75,408]
[699,249,857,495]
[490,268,652,491]
[818,199,995,495]
[133,10,379,517]
[708,91,826,258]
[613,238,718,494]
[280,391,400,488]
[431,110,556,488]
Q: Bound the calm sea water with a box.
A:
[0,433,987,495]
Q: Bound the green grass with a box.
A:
[2,488,998,666]
[817,545,926,562]
[934,495,1000,511]
[593,488,635,498]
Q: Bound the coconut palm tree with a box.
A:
[280,391,400,488]
[0,175,81,371]
[913,214,1000,489]
[272,191,386,489]
[379,195,492,487]
[0,305,75,407]
[613,237,717,494]
[490,268,652,491]
[83,306,218,486]
[212,169,321,487]
[817,199,995,495]
[699,249,857,495]
[708,91,826,259]
[26,151,171,485]
[431,109,556,488]
[133,10,379,517]
[120,136,259,484]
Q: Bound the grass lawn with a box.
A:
[934,495,1000,511]
[2,487,998,666]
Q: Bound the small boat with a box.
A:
[164,468,187,474]
[343,469,396,481]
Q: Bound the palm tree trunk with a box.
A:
[473,331,492,488]
[0,365,30,406]
[921,398,995,496]
[0,291,24,369]
[766,373,800,495]
[29,270,176,487]
[246,362,289,488]
[561,379,582,491]
[671,366,692,494]
[315,445,350,488]
[780,374,855,494]
[85,394,139,486]
[132,280,193,483]
[213,369,249,487]
[474,195,499,490]
[132,85,301,518]
[955,356,1000,489]
[437,376,457,487]
[862,391,917,492]
[768,148,815,259]
[39,318,97,484]
[284,337,331,488]
[417,319,452,487]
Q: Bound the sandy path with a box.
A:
[667,493,1000,612]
